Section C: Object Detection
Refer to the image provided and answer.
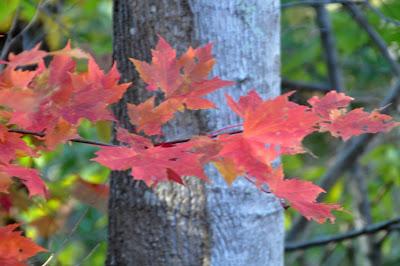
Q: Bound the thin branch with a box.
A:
[76,242,101,266]
[281,0,364,9]
[365,0,400,27]
[315,1,344,91]
[287,78,400,241]
[282,80,374,103]
[0,7,20,71]
[8,127,244,148]
[1,7,20,54]
[350,165,381,265]
[69,137,115,147]
[9,129,45,137]
[282,79,331,92]
[38,3,81,41]
[344,2,400,76]
[285,216,400,251]
[351,165,373,225]
[43,207,89,266]
[9,129,116,147]
[208,123,243,137]
[371,179,394,206]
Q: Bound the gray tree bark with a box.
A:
[108,1,283,265]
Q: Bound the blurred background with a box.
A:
[0,0,399,265]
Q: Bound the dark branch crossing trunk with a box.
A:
[108,1,282,265]
[314,1,344,92]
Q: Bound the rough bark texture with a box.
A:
[108,1,283,265]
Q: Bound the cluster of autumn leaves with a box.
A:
[0,43,129,264]
[0,37,399,263]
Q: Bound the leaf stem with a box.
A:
[208,123,243,137]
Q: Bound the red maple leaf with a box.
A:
[94,128,207,186]
[211,131,340,222]
[214,134,275,185]
[127,97,180,136]
[1,44,130,150]
[0,224,47,266]
[309,91,400,140]
[227,90,319,153]
[266,167,341,223]
[1,164,48,198]
[322,108,399,141]
[0,125,34,164]
[308,90,353,119]
[131,37,183,93]
[129,37,234,135]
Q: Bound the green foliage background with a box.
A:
[281,1,400,265]
[1,0,399,265]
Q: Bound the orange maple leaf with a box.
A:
[0,224,47,266]
[129,36,234,135]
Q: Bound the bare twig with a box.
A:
[282,79,331,92]
[8,127,244,148]
[69,137,115,147]
[9,129,45,137]
[281,0,364,9]
[315,1,344,91]
[42,208,89,266]
[76,242,101,266]
[371,180,394,206]
[351,165,373,225]
[0,7,20,71]
[1,7,20,54]
[350,165,381,265]
[344,2,400,76]
[365,0,400,27]
[9,129,116,147]
[285,216,400,251]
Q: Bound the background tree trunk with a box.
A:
[108,1,283,265]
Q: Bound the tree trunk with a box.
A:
[108,1,283,265]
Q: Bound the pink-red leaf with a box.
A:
[323,108,400,141]
[268,175,341,223]
[94,129,208,186]
[308,90,353,119]
[129,36,233,135]
[2,165,48,198]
